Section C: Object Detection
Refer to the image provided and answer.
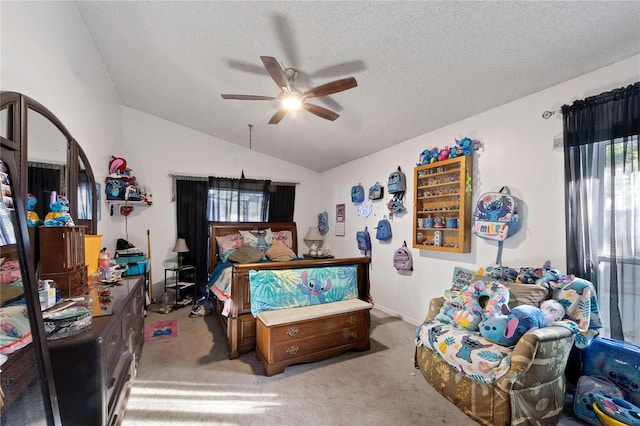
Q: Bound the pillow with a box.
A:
[227,244,264,264]
[473,274,548,308]
[240,229,275,253]
[215,233,243,262]
[265,240,297,262]
[0,259,22,284]
[271,230,294,249]
[0,303,33,355]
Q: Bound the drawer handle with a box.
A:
[349,332,358,339]
[286,327,299,336]
[286,345,299,355]
[347,316,357,325]
[4,377,15,389]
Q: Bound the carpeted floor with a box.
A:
[123,305,585,426]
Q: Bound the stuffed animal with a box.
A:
[540,299,565,325]
[455,137,481,156]
[43,191,74,227]
[26,193,42,227]
[479,303,547,347]
[438,146,451,161]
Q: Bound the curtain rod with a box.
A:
[541,109,562,119]
[167,172,299,186]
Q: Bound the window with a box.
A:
[206,187,267,222]
[563,82,639,344]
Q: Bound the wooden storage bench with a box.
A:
[256,298,373,376]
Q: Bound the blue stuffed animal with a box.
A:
[479,303,547,347]
[43,191,74,227]
[26,193,42,227]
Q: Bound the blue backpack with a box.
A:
[375,218,392,241]
[356,226,371,256]
[351,183,365,203]
[368,181,384,200]
[387,166,406,195]
[318,211,329,234]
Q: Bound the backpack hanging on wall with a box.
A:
[356,226,372,256]
[368,181,384,200]
[393,241,413,271]
[472,186,521,265]
[387,166,406,195]
[318,211,329,234]
[351,183,365,203]
[375,217,392,241]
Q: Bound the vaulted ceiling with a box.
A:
[74,1,640,172]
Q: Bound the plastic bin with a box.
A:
[84,234,102,276]
[123,260,148,276]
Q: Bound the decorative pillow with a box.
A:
[265,240,297,262]
[227,244,264,264]
[473,274,548,308]
[0,303,33,355]
[0,260,22,284]
[215,233,243,262]
[271,230,294,249]
[240,229,275,253]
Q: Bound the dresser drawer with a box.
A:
[272,321,368,362]
[270,310,368,341]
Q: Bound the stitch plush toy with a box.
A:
[43,191,74,227]
[479,303,547,347]
[26,193,42,227]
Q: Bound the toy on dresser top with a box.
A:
[43,191,74,227]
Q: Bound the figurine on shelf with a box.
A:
[43,191,74,227]
[438,146,451,161]
[27,193,42,227]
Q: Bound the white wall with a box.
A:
[320,55,640,325]
[119,107,322,292]
[1,1,122,241]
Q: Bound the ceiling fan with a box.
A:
[221,56,358,124]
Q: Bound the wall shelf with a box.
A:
[413,156,473,253]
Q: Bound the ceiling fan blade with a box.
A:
[269,108,288,124]
[303,77,357,99]
[261,56,290,92]
[221,94,276,100]
[302,103,339,121]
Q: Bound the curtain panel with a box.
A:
[562,82,639,343]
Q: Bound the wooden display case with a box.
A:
[39,225,87,298]
[413,156,473,252]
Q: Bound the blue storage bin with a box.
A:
[115,255,147,264]
[123,260,148,276]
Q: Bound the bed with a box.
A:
[208,221,371,359]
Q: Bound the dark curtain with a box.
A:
[207,177,270,221]
[176,179,209,297]
[268,183,296,222]
[27,165,62,220]
[562,82,639,342]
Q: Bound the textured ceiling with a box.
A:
[74,1,640,172]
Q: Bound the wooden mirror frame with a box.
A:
[0,91,98,235]
[1,131,61,424]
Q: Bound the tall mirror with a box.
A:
[1,131,61,424]
[26,106,69,231]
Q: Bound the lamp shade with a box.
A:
[172,238,190,253]
[303,227,323,242]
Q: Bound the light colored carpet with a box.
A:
[122,305,584,426]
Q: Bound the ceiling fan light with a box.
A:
[281,95,302,111]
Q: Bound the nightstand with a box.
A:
[164,265,196,309]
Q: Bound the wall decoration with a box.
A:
[335,204,345,236]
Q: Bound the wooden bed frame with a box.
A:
[208,221,371,359]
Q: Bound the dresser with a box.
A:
[39,226,87,298]
[48,276,145,426]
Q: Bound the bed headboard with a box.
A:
[208,221,299,273]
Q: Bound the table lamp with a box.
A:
[303,227,324,256]
[172,238,190,267]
